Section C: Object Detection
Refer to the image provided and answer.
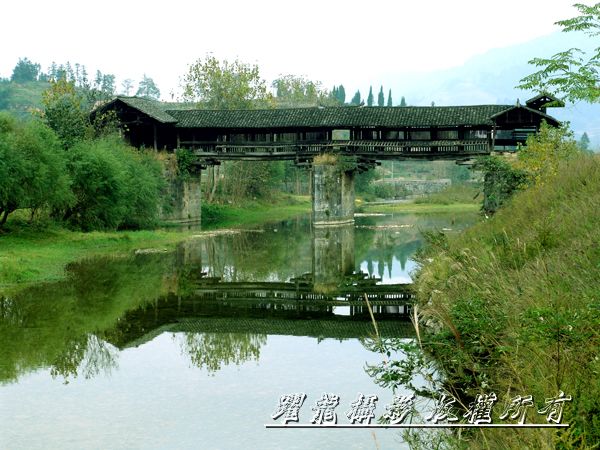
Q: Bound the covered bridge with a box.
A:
[94,95,561,162]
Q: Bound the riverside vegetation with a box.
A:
[366,123,599,448]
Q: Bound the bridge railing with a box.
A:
[187,139,491,159]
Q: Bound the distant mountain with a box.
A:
[381,31,599,147]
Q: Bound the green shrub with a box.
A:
[64,135,163,230]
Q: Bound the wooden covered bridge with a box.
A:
[95,95,561,224]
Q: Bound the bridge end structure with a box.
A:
[160,153,202,224]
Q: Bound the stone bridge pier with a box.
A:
[312,224,355,292]
[311,157,356,226]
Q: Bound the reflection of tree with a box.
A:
[179,332,267,374]
[195,219,312,282]
[0,253,171,383]
[50,335,119,381]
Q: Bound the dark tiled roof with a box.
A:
[102,97,560,129]
[165,105,513,129]
[111,97,178,123]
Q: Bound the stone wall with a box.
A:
[160,154,202,223]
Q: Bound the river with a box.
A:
[0,211,478,450]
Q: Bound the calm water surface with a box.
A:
[0,211,477,449]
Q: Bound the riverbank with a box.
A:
[412,155,600,448]
[0,196,311,289]
[360,202,480,214]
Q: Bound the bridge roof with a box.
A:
[167,105,515,129]
[100,96,560,129]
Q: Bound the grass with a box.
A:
[360,202,481,214]
[0,195,311,289]
[414,183,481,205]
[411,154,600,448]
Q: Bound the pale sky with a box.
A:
[1,0,579,100]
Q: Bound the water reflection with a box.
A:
[0,212,477,385]
[0,212,478,450]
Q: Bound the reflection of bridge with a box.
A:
[107,278,416,350]
[96,95,562,224]
[191,274,414,306]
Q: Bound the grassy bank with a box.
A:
[0,195,311,289]
[412,155,600,448]
[201,195,310,228]
[360,202,480,214]
[360,184,481,214]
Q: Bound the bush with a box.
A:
[0,113,72,227]
[64,136,163,230]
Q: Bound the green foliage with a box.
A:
[414,184,480,205]
[174,148,197,180]
[579,131,590,150]
[220,161,285,201]
[400,96,407,107]
[475,155,528,214]
[11,57,41,83]
[377,85,384,107]
[387,89,393,107]
[515,122,581,185]
[336,84,346,104]
[273,75,329,106]
[182,55,272,109]
[367,85,374,106]
[0,113,72,226]
[41,78,88,148]
[135,74,160,100]
[350,90,361,105]
[412,154,600,448]
[354,169,378,194]
[517,3,600,103]
[200,203,229,223]
[476,123,581,214]
[64,136,163,230]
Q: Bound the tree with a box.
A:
[367,86,374,106]
[400,96,407,107]
[64,136,163,230]
[517,3,600,103]
[350,90,362,105]
[136,75,161,100]
[387,89,393,106]
[11,58,41,83]
[338,84,346,104]
[121,79,134,96]
[579,131,591,150]
[41,79,89,149]
[515,122,581,185]
[0,113,72,226]
[182,55,271,109]
[377,86,384,106]
[272,75,327,106]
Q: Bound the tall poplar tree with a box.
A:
[377,86,384,106]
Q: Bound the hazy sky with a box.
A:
[1,0,579,99]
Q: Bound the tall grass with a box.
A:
[414,183,481,205]
[413,154,600,448]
